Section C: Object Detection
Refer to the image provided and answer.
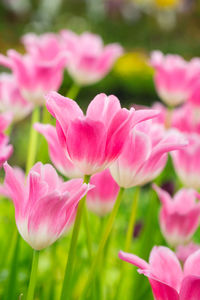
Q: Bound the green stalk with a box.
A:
[4,229,20,300]
[115,186,140,300]
[66,82,80,99]
[81,187,125,298]
[26,250,40,300]
[83,204,93,260]
[59,175,90,300]
[26,107,40,173]
[124,187,140,252]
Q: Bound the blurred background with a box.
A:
[0,0,199,108]
[0,2,199,299]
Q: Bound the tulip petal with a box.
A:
[180,276,200,300]
[149,246,183,291]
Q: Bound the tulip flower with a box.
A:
[150,51,197,107]
[176,243,200,263]
[0,73,33,122]
[109,121,187,188]
[21,32,62,62]
[172,133,200,190]
[0,112,13,167]
[3,162,91,250]
[153,184,200,247]
[87,169,119,216]
[34,123,83,178]
[46,91,159,175]
[171,103,200,135]
[0,42,67,105]
[60,30,123,86]
[119,246,200,300]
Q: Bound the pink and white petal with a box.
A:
[131,109,160,128]
[149,246,183,291]
[105,108,134,161]
[46,91,84,143]
[86,93,121,128]
[180,276,200,300]
[149,277,180,300]
[118,251,149,269]
[3,162,26,214]
[66,118,106,174]
[153,184,173,212]
[184,249,200,277]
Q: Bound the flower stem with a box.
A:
[115,186,140,300]
[26,107,40,174]
[26,250,40,300]
[4,229,20,300]
[59,174,91,300]
[124,186,140,252]
[66,82,80,100]
[81,187,125,298]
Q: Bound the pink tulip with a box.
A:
[46,91,159,175]
[109,120,186,188]
[176,243,200,263]
[60,30,123,85]
[21,32,63,62]
[153,184,200,247]
[172,133,200,189]
[119,246,200,300]
[150,51,195,107]
[0,113,13,167]
[87,169,119,216]
[171,103,200,134]
[3,162,91,250]
[34,123,83,178]
[0,35,67,105]
[0,73,33,122]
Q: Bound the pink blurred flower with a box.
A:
[171,103,200,135]
[87,169,119,216]
[176,243,200,263]
[109,120,187,188]
[0,112,13,167]
[0,73,33,122]
[21,32,63,62]
[153,184,200,247]
[34,123,83,178]
[119,246,200,300]
[172,133,200,189]
[46,92,159,175]
[3,162,91,250]
[0,34,67,105]
[150,51,196,107]
[60,30,123,85]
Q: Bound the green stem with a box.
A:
[124,187,140,252]
[26,107,40,174]
[83,204,93,261]
[26,250,40,300]
[59,175,90,300]
[66,82,80,99]
[81,187,125,298]
[115,187,140,300]
[4,229,20,300]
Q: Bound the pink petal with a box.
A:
[46,91,83,145]
[86,93,121,128]
[118,251,149,269]
[180,276,200,300]
[3,162,26,214]
[184,249,200,277]
[149,246,183,291]
[66,118,107,174]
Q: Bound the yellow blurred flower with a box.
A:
[114,52,153,77]
[155,0,180,8]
